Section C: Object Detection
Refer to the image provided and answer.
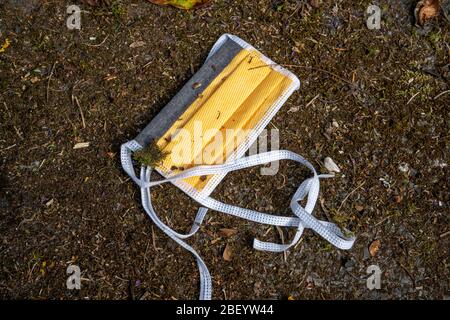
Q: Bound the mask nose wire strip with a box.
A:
[121,140,356,299]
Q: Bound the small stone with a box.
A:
[324,157,341,173]
[287,106,300,113]
[398,163,409,173]
[192,82,202,89]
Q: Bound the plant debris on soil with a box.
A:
[148,0,210,10]
[415,0,441,26]
[0,0,449,300]
[132,141,169,167]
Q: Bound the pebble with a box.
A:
[324,157,341,173]
[398,163,409,173]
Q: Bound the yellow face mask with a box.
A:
[130,35,299,198]
[156,48,295,193]
[121,34,355,301]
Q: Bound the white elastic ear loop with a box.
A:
[129,147,355,250]
[140,166,212,300]
[121,141,356,299]
[123,142,355,250]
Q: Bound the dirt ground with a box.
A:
[0,0,449,300]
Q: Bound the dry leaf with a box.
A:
[324,157,341,173]
[129,41,146,48]
[308,0,321,8]
[219,228,237,237]
[211,238,221,245]
[287,106,300,113]
[369,239,381,257]
[223,244,232,261]
[415,0,440,26]
[104,74,117,81]
[148,0,210,10]
[394,194,403,203]
[0,38,10,53]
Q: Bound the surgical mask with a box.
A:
[121,34,355,300]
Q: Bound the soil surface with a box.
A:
[0,0,449,299]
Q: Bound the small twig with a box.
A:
[337,181,365,213]
[142,60,153,69]
[440,4,450,24]
[18,212,38,229]
[440,230,450,238]
[14,126,23,140]
[46,61,57,102]
[83,35,109,48]
[0,144,16,152]
[276,173,287,190]
[275,226,287,262]
[73,96,86,129]
[293,237,303,250]
[305,94,320,108]
[396,260,415,287]
[151,225,161,251]
[38,159,46,170]
[288,2,301,18]
[374,211,401,227]
[434,90,450,100]
[407,90,421,104]
[319,197,332,222]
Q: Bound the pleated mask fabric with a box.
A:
[121,34,356,300]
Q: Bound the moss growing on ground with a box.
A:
[133,141,169,167]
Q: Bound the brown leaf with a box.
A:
[129,41,146,48]
[394,194,403,203]
[223,244,232,261]
[369,239,381,257]
[219,228,237,237]
[308,0,321,8]
[415,0,440,26]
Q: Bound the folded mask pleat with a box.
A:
[158,49,270,169]
[156,49,250,151]
[156,48,293,193]
[191,71,292,190]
